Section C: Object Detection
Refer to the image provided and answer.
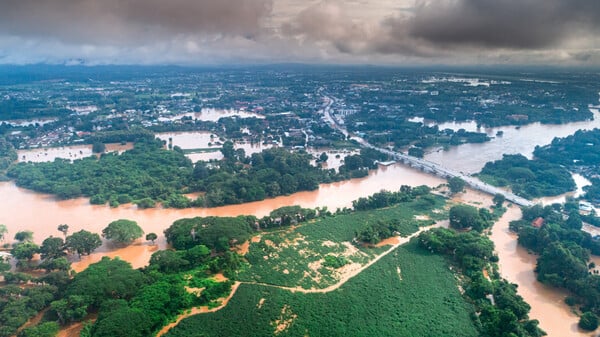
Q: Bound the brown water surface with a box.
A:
[0,164,443,271]
[490,206,591,337]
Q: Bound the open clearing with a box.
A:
[164,241,478,337]
[237,196,446,289]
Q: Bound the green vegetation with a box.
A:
[0,285,58,337]
[0,224,7,242]
[534,129,600,166]
[448,176,466,194]
[449,204,492,232]
[579,312,599,331]
[165,241,478,337]
[351,185,432,211]
[0,221,241,337]
[65,230,102,257]
[8,138,192,204]
[7,137,386,208]
[478,154,575,198]
[419,228,545,337]
[534,128,600,203]
[513,204,600,320]
[165,216,256,252]
[102,219,144,245]
[0,136,17,179]
[238,187,444,289]
[17,322,60,337]
[146,232,158,243]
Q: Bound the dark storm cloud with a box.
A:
[403,0,600,49]
[283,0,600,60]
[0,0,272,44]
[281,2,371,54]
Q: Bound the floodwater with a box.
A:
[156,131,274,162]
[17,143,134,163]
[307,148,360,170]
[490,206,592,337]
[0,164,444,271]
[425,108,600,174]
[5,108,600,336]
[537,173,592,206]
[159,108,264,123]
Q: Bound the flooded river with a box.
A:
[0,164,444,271]
[4,109,600,336]
[490,206,592,337]
[425,108,600,174]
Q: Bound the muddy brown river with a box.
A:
[5,110,600,335]
[0,164,444,271]
[0,169,589,336]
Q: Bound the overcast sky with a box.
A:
[0,0,599,66]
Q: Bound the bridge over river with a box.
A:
[321,95,534,208]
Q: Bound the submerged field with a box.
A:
[165,241,478,337]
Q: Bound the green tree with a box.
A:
[50,295,89,324]
[57,224,69,238]
[493,193,506,207]
[40,236,65,260]
[11,242,40,261]
[90,307,153,337]
[65,230,102,257]
[66,257,145,306]
[135,198,156,209]
[102,219,144,245]
[318,152,329,163]
[17,321,60,337]
[92,142,106,154]
[449,205,486,231]
[14,230,33,242]
[448,177,466,194]
[566,210,583,230]
[39,256,71,272]
[579,312,599,331]
[0,224,7,242]
[220,140,235,160]
[145,232,158,244]
[148,250,190,273]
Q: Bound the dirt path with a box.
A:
[155,282,241,337]
[154,223,446,335]
[241,222,446,294]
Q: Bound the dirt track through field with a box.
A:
[240,222,446,294]
[155,222,447,336]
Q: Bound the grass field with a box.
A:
[237,195,447,289]
[165,241,478,337]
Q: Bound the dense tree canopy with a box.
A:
[102,219,144,245]
[65,230,102,256]
[165,216,255,251]
[40,237,66,260]
[479,154,575,198]
[418,228,543,337]
[449,205,489,232]
[7,138,386,208]
[448,177,466,194]
[65,257,146,307]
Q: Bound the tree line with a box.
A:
[512,203,600,331]
[8,137,387,208]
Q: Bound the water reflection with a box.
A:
[425,109,600,174]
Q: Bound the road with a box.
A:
[320,95,534,207]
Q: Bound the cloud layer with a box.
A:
[0,0,599,65]
[0,0,272,44]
